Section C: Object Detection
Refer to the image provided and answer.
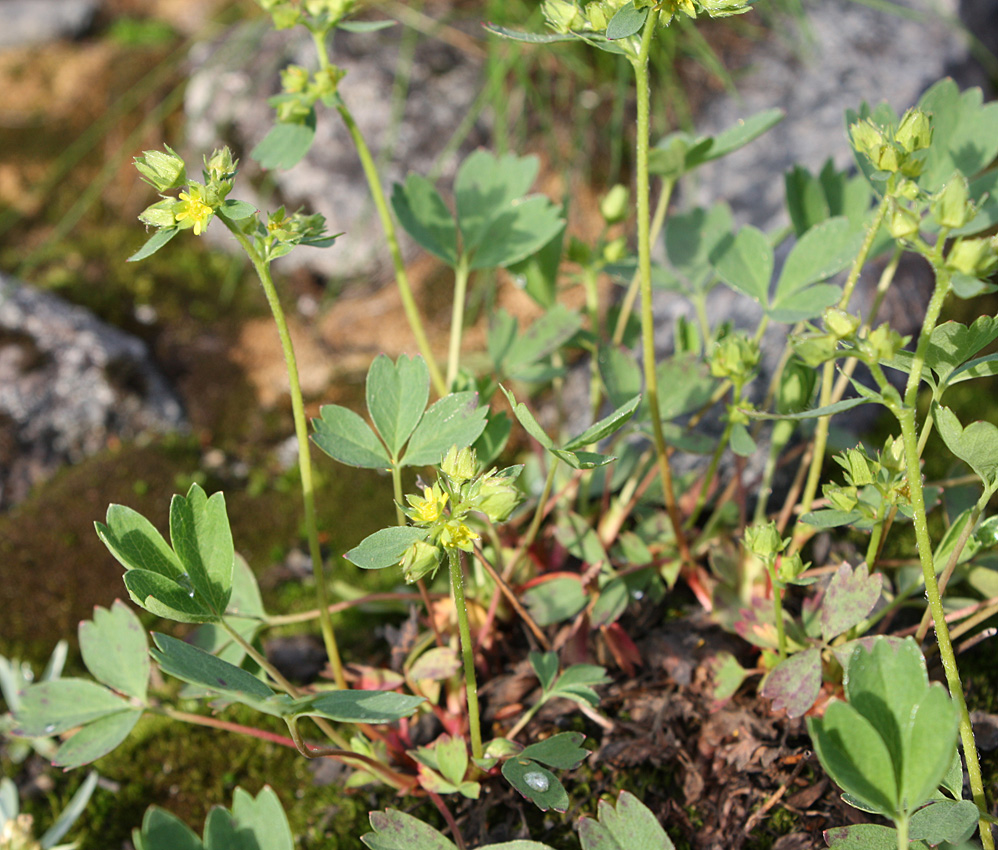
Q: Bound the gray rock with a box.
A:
[184,21,485,280]
[0,275,186,508]
[0,0,100,49]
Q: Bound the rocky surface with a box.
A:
[0,274,186,508]
[184,20,485,280]
[0,0,100,49]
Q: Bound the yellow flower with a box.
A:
[406,484,448,525]
[439,521,479,552]
[175,189,214,236]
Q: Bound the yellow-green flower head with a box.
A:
[542,0,583,33]
[174,185,215,236]
[931,174,972,230]
[823,307,861,341]
[709,332,759,381]
[406,483,448,526]
[776,551,806,583]
[441,445,478,484]
[305,0,356,20]
[134,145,187,192]
[895,108,932,154]
[138,198,178,230]
[439,520,479,552]
[947,236,998,277]
[599,184,630,224]
[281,64,310,95]
[744,520,783,560]
[475,467,523,523]
[400,539,442,584]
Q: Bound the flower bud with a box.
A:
[823,307,860,341]
[271,3,302,29]
[744,521,783,560]
[895,108,932,153]
[134,146,187,192]
[602,236,627,263]
[476,466,523,523]
[880,435,905,474]
[823,483,858,512]
[849,120,886,161]
[792,333,838,367]
[542,0,582,33]
[442,445,478,484]
[709,333,759,381]
[311,65,345,99]
[838,447,875,486]
[931,174,971,230]
[600,184,630,224]
[584,1,609,30]
[138,198,178,229]
[400,540,442,583]
[946,237,998,276]
[776,551,806,583]
[280,65,310,94]
[776,357,816,414]
[859,324,905,363]
[887,203,920,240]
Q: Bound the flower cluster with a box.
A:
[398,446,523,583]
[542,0,751,36]
[135,146,237,238]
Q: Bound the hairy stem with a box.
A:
[219,214,346,690]
[448,547,483,759]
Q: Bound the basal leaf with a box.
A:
[311,404,392,469]
[151,633,275,707]
[468,195,564,271]
[710,225,773,305]
[286,690,424,724]
[909,799,980,846]
[362,808,457,850]
[402,391,487,467]
[521,576,586,626]
[591,577,629,628]
[664,203,734,291]
[250,111,317,171]
[127,227,179,262]
[807,701,899,817]
[529,651,560,693]
[823,824,914,850]
[501,758,569,812]
[123,569,217,623]
[520,732,588,770]
[134,806,203,850]
[605,2,647,40]
[579,790,676,850]
[169,484,233,616]
[775,217,861,303]
[654,355,716,422]
[455,150,538,256]
[52,708,142,769]
[821,562,882,641]
[390,175,458,266]
[344,526,428,570]
[845,638,929,780]
[96,503,184,578]
[761,648,822,718]
[502,304,583,379]
[16,678,130,737]
[599,346,643,410]
[220,787,292,850]
[79,600,149,701]
[366,354,430,459]
[902,686,959,814]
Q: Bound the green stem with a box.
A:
[895,265,991,848]
[612,177,674,346]
[335,101,447,396]
[791,195,891,550]
[447,257,472,389]
[448,548,483,759]
[630,13,691,565]
[895,815,909,850]
[768,560,788,660]
[219,215,347,691]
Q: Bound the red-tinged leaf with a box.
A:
[601,623,642,677]
[761,648,822,718]
[821,562,883,641]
